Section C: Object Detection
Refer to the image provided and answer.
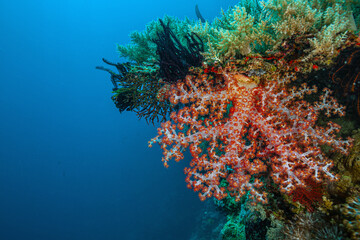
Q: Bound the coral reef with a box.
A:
[191,0,359,63]
[99,0,360,239]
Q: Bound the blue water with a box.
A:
[0,0,239,239]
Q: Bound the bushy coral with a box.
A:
[289,177,325,212]
[283,212,345,240]
[341,130,360,181]
[282,212,316,240]
[149,61,352,203]
[220,215,246,240]
[115,1,359,66]
[333,129,360,194]
[314,225,344,240]
[342,193,360,239]
[190,0,357,64]
[190,3,272,61]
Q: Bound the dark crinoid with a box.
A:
[96,58,173,124]
[96,58,131,91]
[153,19,204,83]
[330,43,360,119]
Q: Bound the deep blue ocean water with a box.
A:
[0,0,239,239]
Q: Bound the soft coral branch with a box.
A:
[149,67,352,204]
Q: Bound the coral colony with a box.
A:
[148,65,351,204]
[99,0,360,239]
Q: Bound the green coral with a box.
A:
[116,0,359,65]
[114,0,359,72]
[117,15,195,64]
[220,212,247,240]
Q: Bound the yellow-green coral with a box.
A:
[343,130,360,181]
[342,193,360,239]
[307,3,350,61]
[220,215,246,240]
[265,0,322,39]
[190,0,357,64]
[265,0,353,61]
[191,3,273,62]
[116,0,358,66]
[334,129,360,184]
[318,196,334,214]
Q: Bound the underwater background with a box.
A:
[2,0,360,240]
[0,0,239,239]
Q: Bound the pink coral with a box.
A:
[149,67,352,203]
